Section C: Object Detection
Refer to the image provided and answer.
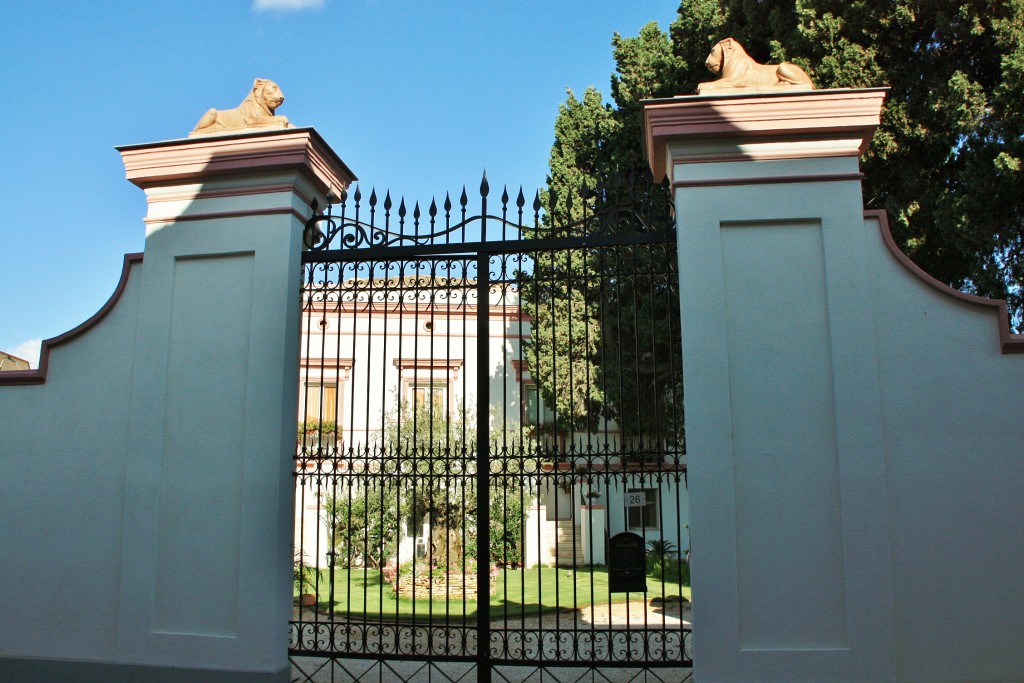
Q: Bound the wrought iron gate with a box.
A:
[290,173,691,682]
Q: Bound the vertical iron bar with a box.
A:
[475,252,492,683]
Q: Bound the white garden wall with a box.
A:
[0,129,354,682]
[645,89,1023,683]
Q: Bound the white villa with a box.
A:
[294,277,689,570]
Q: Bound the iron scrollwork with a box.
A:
[303,170,673,253]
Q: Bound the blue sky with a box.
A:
[0,0,679,365]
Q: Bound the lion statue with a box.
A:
[696,38,813,94]
[189,78,295,137]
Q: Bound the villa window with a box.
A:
[305,382,339,424]
[410,381,448,413]
[394,358,463,419]
[626,488,659,531]
[303,382,341,451]
[523,384,554,426]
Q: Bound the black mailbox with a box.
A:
[608,532,647,593]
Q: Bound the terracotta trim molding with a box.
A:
[145,183,316,208]
[118,127,356,198]
[673,172,863,189]
[643,88,887,181]
[668,145,864,166]
[870,209,1024,354]
[541,461,684,474]
[299,358,355,382]
[0,253,144,386]
[299,357,355,368]
[303,300,525,319]
[143,206,309,226]
[393,358,465,371]
[510,359,526,382]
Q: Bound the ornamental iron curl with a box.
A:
[303,170,673,253]
[293,169,688,683]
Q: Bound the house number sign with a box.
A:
[625,491,647,507]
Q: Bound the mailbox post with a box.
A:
[608,532,648,593]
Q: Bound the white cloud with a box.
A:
[253,0,325,11]
[8,339,41,369]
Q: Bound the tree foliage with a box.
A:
[323,398,533,569]
[524,61,684,449]
[545,0,1024,332]
[521,89,614,437]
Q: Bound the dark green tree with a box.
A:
[523,29,685,452]
[544,0,1024,333]
[530,0,1024,453]
[520,88,615,439]
[323,397,534,570]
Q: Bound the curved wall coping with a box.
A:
[870,209,1023,354]
[0,253,144,386]
[6,208,1015,389]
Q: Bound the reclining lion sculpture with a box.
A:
[696,38,813,94]
[190,78,295,137]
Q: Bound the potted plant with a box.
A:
[294,552,318,607]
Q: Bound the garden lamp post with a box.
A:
[326,550,337,616]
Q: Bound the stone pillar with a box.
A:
[115,129,354,680]
[580,505,606,565]
[644,90,895,682]
[525,503,547,568]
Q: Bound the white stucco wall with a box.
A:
[864,212,1024,682]
[653,90,1023,683]
[0,256,143,663]
[0,129,350,682]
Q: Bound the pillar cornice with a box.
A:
[118,127,356,198]
[643,88,887,181]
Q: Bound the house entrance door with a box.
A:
[289,174,691,682]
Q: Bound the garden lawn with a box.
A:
[298,566,691,620]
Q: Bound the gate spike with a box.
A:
[444,193,452,213]
[353,184,361,203]
[310,197,319,213]
[533,190,542,213]
[398,198,406,218]
[339,186,348,204]
[368,188,377,207]
[501,186,509,206]
[460,187,468,209]
[429,198,437,218]
[516,188,526,209]
[480,171,490,198]
[384,191,393,212]
[413,202,421,220]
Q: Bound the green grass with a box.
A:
[296,566,691,620]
